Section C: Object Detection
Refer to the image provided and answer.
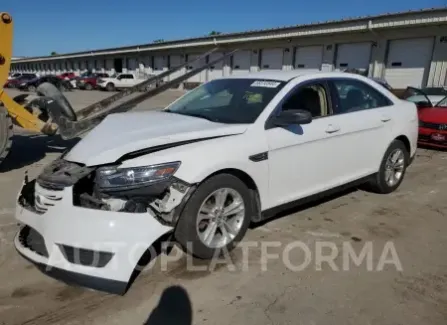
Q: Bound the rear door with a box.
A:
[325,77,395,179]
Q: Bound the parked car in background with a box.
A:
[17,75,73,92]
[4,73,37,88]
[8,72,24,80]
[371,78,393,91]
[404,87,447,149]
[77,72,110,90]
[97,73,142,91]
[405,87,447,105]
[57,72,76,80]
[14,71,418,293]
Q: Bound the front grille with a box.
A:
[18,226,49,257]
[419,121,447,131]
[58,245,114,268]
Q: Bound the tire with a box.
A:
[85,83,93,91]
[106,83,115,92]
[0,105,13,166]
[174,174,252,260]
[365,140,409,194]
[36,82,77,121]
[27,85,36,92]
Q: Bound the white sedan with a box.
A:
[14,71,419,294]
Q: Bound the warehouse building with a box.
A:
[10,7,447,90]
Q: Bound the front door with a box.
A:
[265,80,349,208]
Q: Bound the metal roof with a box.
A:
[12,7,447,63]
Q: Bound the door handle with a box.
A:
[381,115,391,122]
[325,124,340,134]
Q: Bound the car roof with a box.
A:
[222,70,367,82]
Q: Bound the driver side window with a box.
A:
[281,82,329,118]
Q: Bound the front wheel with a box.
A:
[365,140,409,194]
[175,174,252,259]
[85,83,93,91]
[106,83,115,91]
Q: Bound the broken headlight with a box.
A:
[95,161,181,190]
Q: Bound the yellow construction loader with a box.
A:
[0,12,236,167]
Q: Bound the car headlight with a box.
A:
[20,83,26,86]
[95,161,181,190]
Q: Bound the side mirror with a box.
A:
[273,109,312,126]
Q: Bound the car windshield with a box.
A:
[165,78,286,124]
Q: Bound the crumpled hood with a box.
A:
[65,111,248,166]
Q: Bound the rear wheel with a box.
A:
[37,82,77,121]
[0,106,13,166]
[365,140,409,194]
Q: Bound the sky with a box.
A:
[3,0,446,57]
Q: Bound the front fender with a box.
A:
[120,133,271,208]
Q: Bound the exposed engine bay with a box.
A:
[19,157,196,226]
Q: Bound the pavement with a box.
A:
[0,89,447,325]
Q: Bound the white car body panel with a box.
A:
[64,111,248,166]
[14,70,418,293]
[15,183,172,283]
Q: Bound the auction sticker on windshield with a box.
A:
[251,80,281,88]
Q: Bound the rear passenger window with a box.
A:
[331,79,392,115]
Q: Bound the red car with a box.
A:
[57,72,76,80]
[404,87,447,149]
[4,73,37,88]
[76,72,110,90]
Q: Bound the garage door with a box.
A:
[126,58,137,73]
[261,48,283,70]
[384,37,434,89]
[231,50,251,75]
[294,45,323,72]
[153,56,166,75]
[168,55,183,81]
[208,52,224,81]
[335,42,372,71]
[186,54,206,83]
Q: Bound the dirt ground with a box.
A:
[0,89,447,325]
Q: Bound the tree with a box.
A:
[50,51,58,56]
[209,31,222,36]
[153,39,164,43]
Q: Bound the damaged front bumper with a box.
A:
[14,161,195,294]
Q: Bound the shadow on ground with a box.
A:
[144,285,192,325]
[0,133,80,172]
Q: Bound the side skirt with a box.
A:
[258,175,374,222]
